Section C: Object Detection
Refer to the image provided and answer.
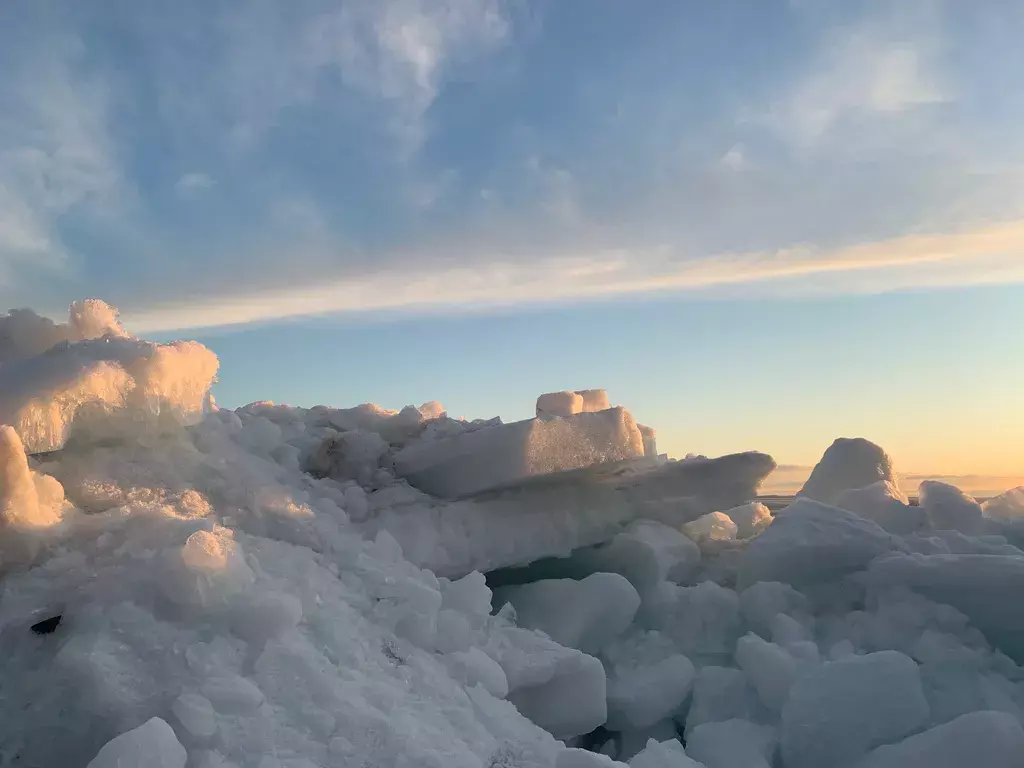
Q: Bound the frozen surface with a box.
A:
[798,437,896,504]
[5,299,1024,768]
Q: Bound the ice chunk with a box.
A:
[736,498,905,590]
[487,624,608,738]
[604,630,695,730]
[493,572,640,653]
[739,581,810,639]
[578,389,611,412]
[558,748,628,768]
[723,501,772,539]
[1,425,63,565]
[833,480,925,535]
[199,675,265,714]
[919,481,985,535]
[86,717,187,768]
[526,520,701,596]
[780,650,929,768]
[684,666,756,737]
[304,429,390,486]
[682,512,737,542]
[629,739,705,768]
[504,649,607,739]
[394,407,645,498]
[686,719,776,768]
[863,552,1024,661]
[537,391,585,418]
[983,487,1024,521]
[172,692,217,738]
[0,300,127,363]
[851,710,1024,768]
[643,581,741,661]
[735,633,798,713]
[638,425,657,457]
[798,438,896,504]
[0,334,218,453]
[443,646,509,698]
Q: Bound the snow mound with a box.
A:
[798,437,896,504]
[919,480,986,535]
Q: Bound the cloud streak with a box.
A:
[122,218,1024,334]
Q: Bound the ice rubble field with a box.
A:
[2,303,1024,768]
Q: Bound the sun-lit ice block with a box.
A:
[535,389,612,419]
[393,407,645,498]
[0,304,218,453]
[797,437,897,504]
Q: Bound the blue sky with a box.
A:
[1,0,1023,476]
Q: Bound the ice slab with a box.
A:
[394,407,645,499]
[798,438,896,504]
[371,452,773,579]
[737,498,905,590]
[851,710,1024,768]
[780,650,929,768]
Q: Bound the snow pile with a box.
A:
[2,301,1024,768]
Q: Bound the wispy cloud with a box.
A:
[0,35,119,285]
[122,218,1024,334]
[769,12,948,144]
[175,172,216,192]
[215,0,511,152]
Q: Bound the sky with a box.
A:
[1,0,1023,482]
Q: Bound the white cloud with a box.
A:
[121,218,1024,334]
[217,0,511,152]
[175,172,215,192]
[772,20,948,144]
[720,144,745,171]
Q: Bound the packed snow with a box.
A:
[2,300,1024,768]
